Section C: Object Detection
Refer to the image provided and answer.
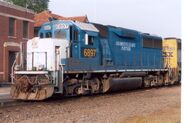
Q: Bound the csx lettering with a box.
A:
[83,49,96,57]
[163,52,173,57]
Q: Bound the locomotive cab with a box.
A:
[11,20,100,100]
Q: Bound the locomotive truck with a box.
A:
[10,20,181,100]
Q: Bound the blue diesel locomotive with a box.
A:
[11,20,179,100]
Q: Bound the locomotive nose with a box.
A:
[10,72,54,100]
[11,85,54,100]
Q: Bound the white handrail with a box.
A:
[11,53,19,84]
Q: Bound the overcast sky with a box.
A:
[49,0,181,38]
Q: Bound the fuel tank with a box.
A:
[103,77,142,92]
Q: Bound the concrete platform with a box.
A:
[0,87,14,107]
[0,87,10,94]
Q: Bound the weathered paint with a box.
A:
[163,39,178,68]
[27,37,69,71]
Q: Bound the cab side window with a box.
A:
[74,30,78,41]
[70,26,78,42]
[85,34,94,45]
[55,30,66,39]
[40,33,44,38]
[46,32,52,38]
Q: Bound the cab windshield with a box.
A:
[55,30,66,39]
[39,30,67,39]
[39,32,52,38]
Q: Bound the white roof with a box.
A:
[74,22,99,32]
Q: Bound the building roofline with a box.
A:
[34,11,89,27]
[0,0,34,14]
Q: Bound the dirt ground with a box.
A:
[120,105,180,123]
[0,86,180,123]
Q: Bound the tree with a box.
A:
[4,0,49,13]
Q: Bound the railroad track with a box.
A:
[0,84,180,108]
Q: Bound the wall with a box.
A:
[0,1,34,82]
